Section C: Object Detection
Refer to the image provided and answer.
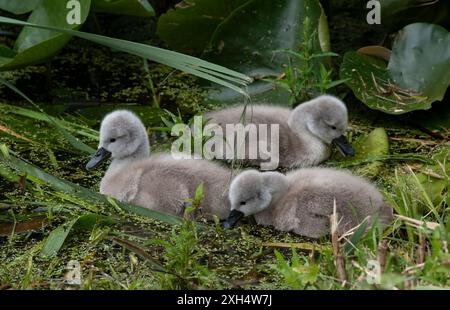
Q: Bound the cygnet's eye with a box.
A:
[240,201,246,206]
[330,125,337,130]
[110,138,116,143]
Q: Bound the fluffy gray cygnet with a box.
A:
[86,110,233,220]
[223,168,393,238]
[204,95,355,169]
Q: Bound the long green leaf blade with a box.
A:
[0,17,252,94]
[0,149,182,225]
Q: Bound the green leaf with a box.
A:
[340,23,450,114]
[73,213,116,231]
[344,219,368,255]
[388,23,450,104]
[0,0,41,14]
[0,0,91,70]
[40,213,114,258]
[0,16,251,95]
[340,51,426,114]
[194,182,204,205]
[157,0,249,55]
[0,45,17,58]
[412,173,447,211]
[91,0,154,17]
[40,217,79,258]
[406,147,450,213]
[158,0,329,105]
[203,0,327,105]
[353,128,390,178]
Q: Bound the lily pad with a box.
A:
[203,0,328,105]
[340,23,450,115]
[0,0,91,71]
[158,0,328,105]
[156,0,248,55]
[388,23,450,104]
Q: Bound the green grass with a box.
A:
[0,101,449,290]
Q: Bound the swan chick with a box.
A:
[223,169,393,238]
[205,95,355,169]
[86,110,233,220]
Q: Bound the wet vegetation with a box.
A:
[0,0,449,290]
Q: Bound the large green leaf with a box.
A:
[0,0,41,14]
[340,51,427,114]
[40,217,79,258]
[0,0,91,70]
[388,23,450,103]
[157,0,248,55]
[341,23,450,114]
[0,16,252,95]
[201,0,328,105]
[91,0,154,17]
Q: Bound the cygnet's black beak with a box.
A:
[332,135,355,157]
[222,209,245,229]
[86,147,111,170]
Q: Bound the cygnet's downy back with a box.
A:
[204,95,355,170]
[86,110,234,220]
[224,169,393,238]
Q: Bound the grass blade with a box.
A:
[40,213,115,258]
[0,78,95,154]
[0,147,182,225]
[111,237,167,273]
[0,16,252,95]
[40,217,78,258]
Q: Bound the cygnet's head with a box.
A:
[86,110,150,170]
[290,95,355,156]
[223,170,287,229]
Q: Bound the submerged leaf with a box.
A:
[341,23,450,114]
